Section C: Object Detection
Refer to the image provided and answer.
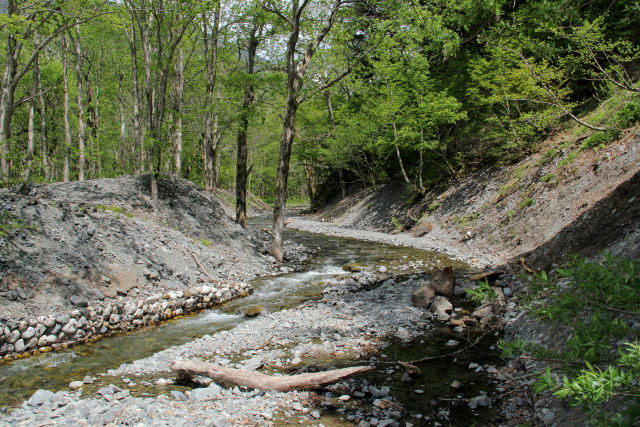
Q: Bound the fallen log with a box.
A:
[171,359,374,392]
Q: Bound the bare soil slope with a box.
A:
[315,128,640,267]
[0,175,274,319]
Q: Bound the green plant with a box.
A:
[505,209,515,219]
[558,150,579,169]
[97,204,123,213]
[466,279,498,305]
[534,343,640,420]
[515,254,640,422]
[518,197,535,210]
[200,239,211,247]
[391,216,403,231]
[125,213,135,218]
[0,211,37,237]
[428,201,440,213]
[541,173,556,183]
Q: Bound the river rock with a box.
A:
[69,381,84,390]
[244,305,263,317]
[411,284,435,308]
[14,339,25,353]
[429,267,456,297]
[189,384,222,401]
[61,319,77,334]
[411,221,433,237]
[35,323,46,337]
[18,320,28,331]
[25,337,37,349]
[70,295,89,307]
[171,390,187,401]
[27,389,55,406]
[468,395,492,409]
[56,314,70,324]
[430,296,453,320]
[7,329,20,344]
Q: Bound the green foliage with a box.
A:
[0,211,37,237]
[540,173,556,183]
[558,150,579,169]
[518,197,534,210]
[96,205,123,214]
[455,212,479,228]
[508,254,640,422]
[200,239,210,247]
[534,344,640,421]
[391,216,402,231]
[466,279,498,305]
[427,201,440,213]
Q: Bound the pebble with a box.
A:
[69,381,83,390]
[468,395,492,409]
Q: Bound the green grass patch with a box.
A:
[428,201,440,213]
[518,197,535,210]
[97,205,123,213]
[558,150,579,169]
[200,239,210,247]
[540,172,556,183]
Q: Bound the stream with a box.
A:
[0,219,500,424]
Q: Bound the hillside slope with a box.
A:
[0,175,274,320]
[313,128,640,267]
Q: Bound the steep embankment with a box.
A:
[0,175,274,321]
[301,128,640,268]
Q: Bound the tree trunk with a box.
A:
[73,24,86,182]
[34,32,48,181]
[203,3,220,192]
[393,123,410,184]
[0,30,18,183]
[118,72,127,171]
[171,359,373,392]
[62,33,71,182]
[125,19,143,174]
[418,150,425,193]
[268,0,343,261]
[23,84,35,181]
[325,90,345,199]
[270,90,298,262]
[235,24,259,228]
[303,160,315,203]
[172,47,184,174]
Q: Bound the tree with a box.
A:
[263,0,358,261]
[0,0,107,183]
[124,0,196,200]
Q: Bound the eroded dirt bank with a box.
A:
[306,130,640,268]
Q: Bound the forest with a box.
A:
[1,1,640,424]
[2,1,639,185]
[1,0,639,251]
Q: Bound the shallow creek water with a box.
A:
[0,219,498,424]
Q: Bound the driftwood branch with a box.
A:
[184,246,214,281]
[171,359,373,391]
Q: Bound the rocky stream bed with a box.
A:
[0,176,596,426]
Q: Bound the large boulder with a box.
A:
[411,267,456,309]
[411,284,435,308]
[429,267,455,297]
